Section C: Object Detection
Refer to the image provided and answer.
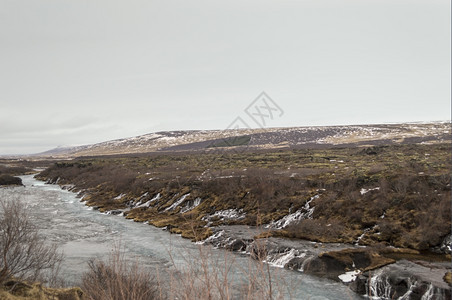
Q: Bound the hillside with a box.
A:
[36,122,450,158]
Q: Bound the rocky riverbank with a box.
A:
[41,179,452,299]
[32,144,452,299]
[198,225,451,299]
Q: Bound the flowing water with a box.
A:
[0,175,363,299]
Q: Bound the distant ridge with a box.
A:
[34,121,451,158]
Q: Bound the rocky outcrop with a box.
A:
[349,260,451,299]
[433,234,452,255]
[0,174,23,186]
[200,226,452,300]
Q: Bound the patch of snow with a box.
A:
[360,187,380,195]
[338,270,361,283]
[114,193,126,200]
[211,208,246,220]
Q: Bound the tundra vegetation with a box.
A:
[36,143,451,252]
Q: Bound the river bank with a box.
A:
[31,144,452,299]
[199,225,451,299]
[43,177,451,299]
[2,175,366,299]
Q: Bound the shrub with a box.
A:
[0,198,62,286]
[81,246,159,300]
[0,175,22,186]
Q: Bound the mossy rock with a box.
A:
[443,271,452,285]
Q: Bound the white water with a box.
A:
[0,175,364,299]
[164,193,189,211]
[267,195,317,229]
[366,270,447,300]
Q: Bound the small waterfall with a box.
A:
[365,272,448,300]
[165,193,190,211]
[264,248,306,268]
[136,193,161,208]
[196,230,224,245]
[419,283,448,300]
[354,224,378,246]
[299,255,315,272]
[434,234,452,254]
[266,195,318,229]
[180,197,202,213]
[367,270,394,299]
[203,209,246,221]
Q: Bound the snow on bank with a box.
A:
[360,187,380,195]
[114,193,126,200]
[338,270,361,283]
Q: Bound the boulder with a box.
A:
[227,239,247,252]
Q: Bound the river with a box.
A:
[0,175,363,299]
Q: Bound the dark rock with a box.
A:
[227,239,247,252]
[285,256,308,271]
[349,274,368,295]
[409,282,429,300]
[303,255,347,281]
[0,174,23,186]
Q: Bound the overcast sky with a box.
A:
[0,0,450,155]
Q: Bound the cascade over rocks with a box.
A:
[349,260,451,299]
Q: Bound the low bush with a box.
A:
[0,198,62,286]
[81,246,159,300]
[0,174,22,186]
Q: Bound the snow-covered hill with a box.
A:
[37,121,451,158]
